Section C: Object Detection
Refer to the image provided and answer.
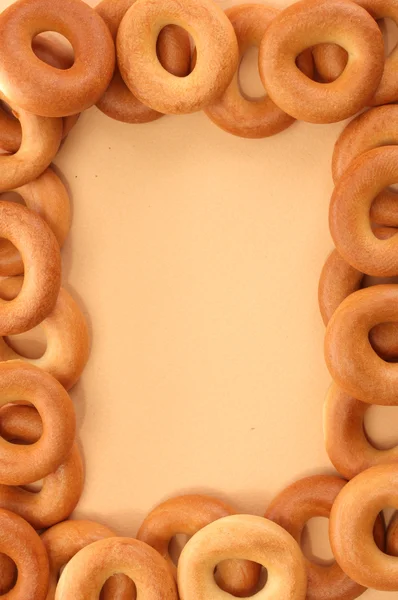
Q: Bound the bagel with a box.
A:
[0,202,61,335]
[117,0,239,114]
[0,36,78,153]
[332,106,398,227]
[204,4,313,138]
[0,0,115,117]
[312,0,398,105]
[0,404,83,529]
[96,0,191,123]
[0,277,89,390]
[0,362,75,486]
[265,474,385,600]
[325,285,398,405]
[0,94,62,192]
[42,520,135,600]
[178,514,307,600]
[319,232,398,359]
[0,167,70,277]
[330,463,398,591]
[329,146,398,276]
[0,508,49,600]
[324,383,398,479]
[259,0,384,123]
[137,494,260,596]
[55,537,178,600]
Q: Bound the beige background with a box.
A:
[1,0,398,597]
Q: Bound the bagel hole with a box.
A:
[364,406,398,450]
[301,517,334,566]
[0,100,17,121]
[253,566,267,593]
[32,33,75,70]
[0,554,17,595]
[362,276,398,363]
[214,562,266,596]
[21,479,43,493]
[100,576,137,600]
[168,533,190,565]
[5,324,47,360]
[384,507,396,529]
[312,43,348,83]
[0,192,25,206]
[378,18,398,57]
[238,46,265,101]
[373,180,398,194]
[156,26,192,77]
[0,403,42,446]
[363,275,398,288]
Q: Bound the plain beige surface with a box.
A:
[1,0,398,597]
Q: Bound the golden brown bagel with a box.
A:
[324,383,398,479]
[0,363,75,486]
[0,202,61,335]
[325,285,398,405]
[205,4,313,138]
[332,106,398,227]
[137,494,260,597]
[0,277,90,390]
[312,0,398,105]
[265,474,385,600]
[0,94,62,191]
[0,404,82,529]
[329,146,398,276]
[319,231,398,359]
[330,463,398,591]
[55,537,178,600]
[42,520,135,600]
[0,37,78,153]
[117,0,239,114]
[96,0,191,123]
[0,168,70,277]
[0,0,115,117]
[0,508,49,599]
[259,0,384,123]
[178,514,307,600]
